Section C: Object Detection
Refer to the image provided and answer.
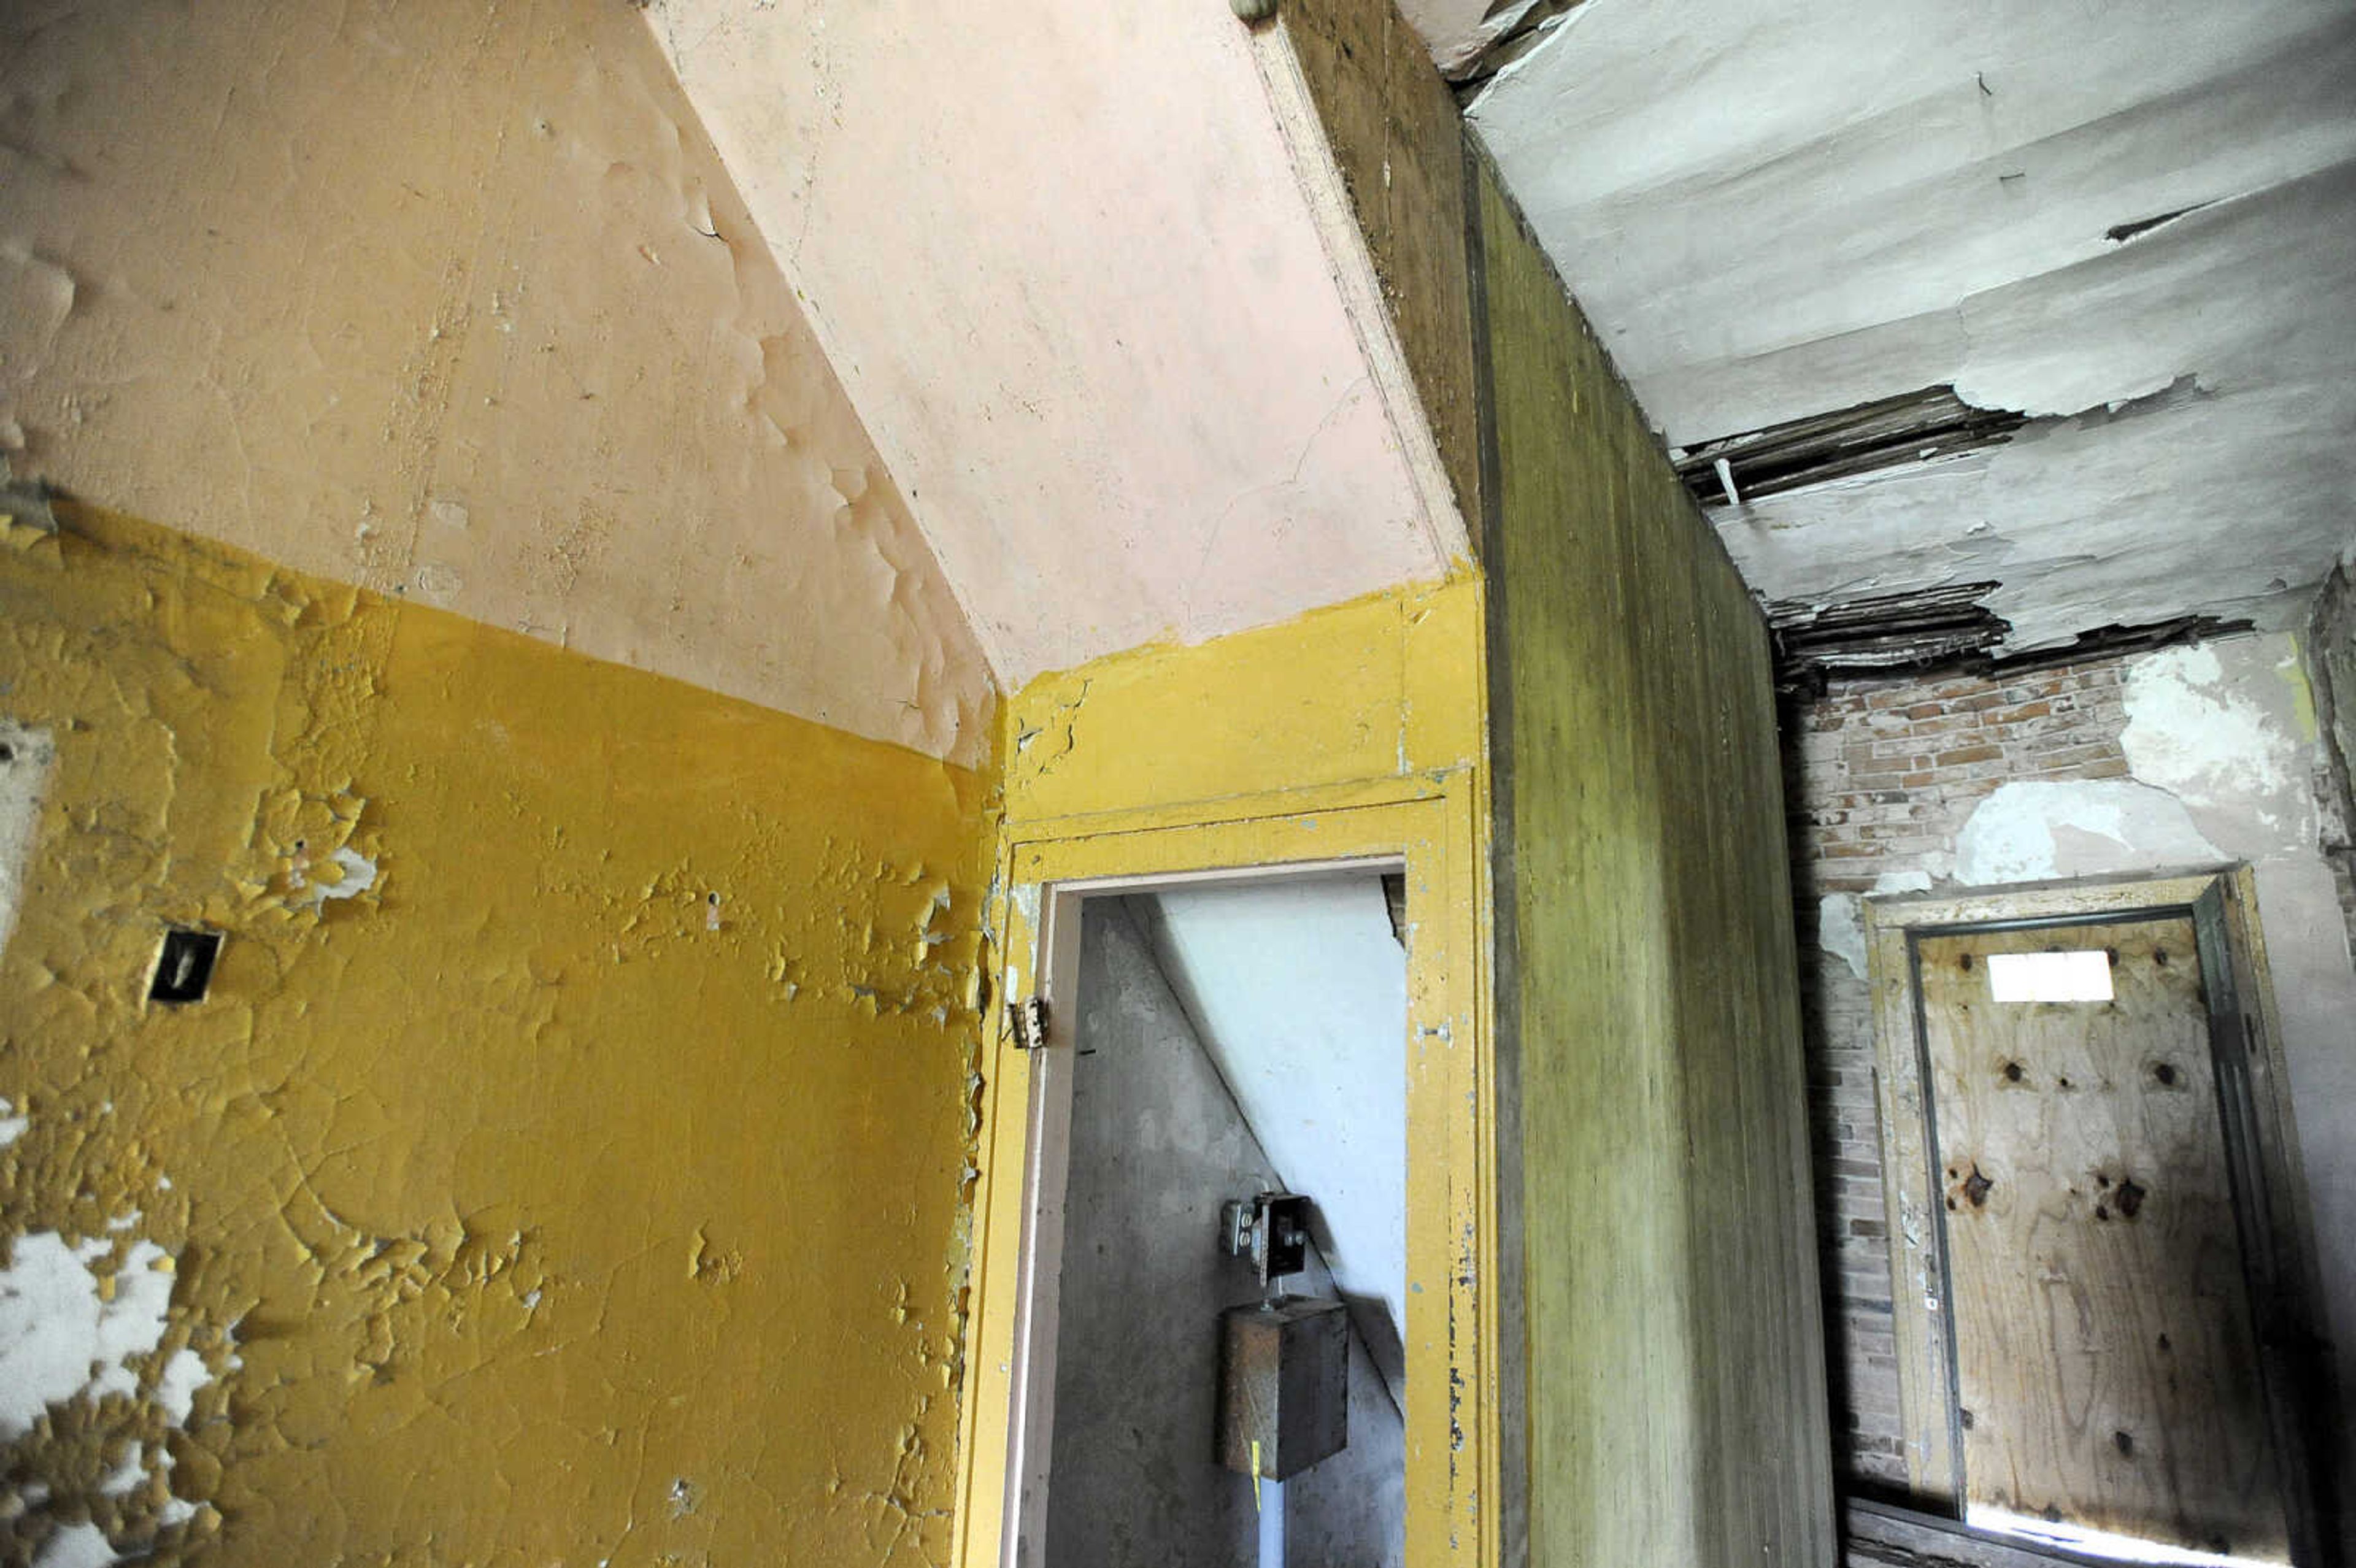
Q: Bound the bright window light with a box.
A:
[1969,1504,2284,1567]
[1985,950,2114,1003]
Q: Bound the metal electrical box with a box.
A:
[1216,1295,1349,1479]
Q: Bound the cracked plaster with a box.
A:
[643,0,1469,686]
[1462,0,2356,654]
[1886,634,2356,1444]
[0,0,991,765]
[0,501,990,1564]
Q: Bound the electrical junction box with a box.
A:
[1216,1294,1349,1479]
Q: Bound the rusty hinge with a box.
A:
[1006,994,1049,1052]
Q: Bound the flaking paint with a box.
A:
[963,575,1496,1568]
[0,502,991,1564]
[0,0,991,765]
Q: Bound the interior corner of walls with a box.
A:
[1,0,995,771]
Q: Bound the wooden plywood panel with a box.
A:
[1473,150,1834,1568]
[1918,919,2289,1561]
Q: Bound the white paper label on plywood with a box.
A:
[1985,950,2115,1004]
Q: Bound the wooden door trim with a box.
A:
[950,786,1496,1568]
[1860,866,2331,1561]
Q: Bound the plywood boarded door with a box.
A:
[1917,917,2289,1561]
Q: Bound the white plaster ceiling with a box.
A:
[643,1,1468,688]
[1128,875,1409,1405]
[1460,0,2356,652]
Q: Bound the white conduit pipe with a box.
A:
[1258,1475,1285,1568]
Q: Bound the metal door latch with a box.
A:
[1006,994,1049,1051]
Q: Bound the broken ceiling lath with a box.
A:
[1676,385,2027,509]
[1768,581,2255,697]
[1767,582,2009,694]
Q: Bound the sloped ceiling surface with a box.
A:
[0,0,996,763]
[644,1,1468,686]
[1130,875,1409,1403]
[1461,0,2356,655]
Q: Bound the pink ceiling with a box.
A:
[643,2,1469,685]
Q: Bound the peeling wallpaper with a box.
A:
[0,502,990,1565]
[644,0,1468,686]
[0,0,991,765]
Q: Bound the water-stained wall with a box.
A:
[0,502,988,1564]
[0,0,991,765]
[1472,153,1836,1568]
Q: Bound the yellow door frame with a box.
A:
[949,775,1498,1568]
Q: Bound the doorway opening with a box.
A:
[1861,869,2336,1567]
[1037,870,1409,1567]
[952,791,1492,1568]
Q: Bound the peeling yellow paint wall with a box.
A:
[1000,580,1485,827]
[0,0,991,764]
[0,504,988,1565]
[981,579,1495,1566]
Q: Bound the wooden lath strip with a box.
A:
[1676,385,2028,507]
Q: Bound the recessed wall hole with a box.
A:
[150,928,224,1004]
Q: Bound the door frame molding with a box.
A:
[1861,865,2333,1561]
[948,778,1496,1568]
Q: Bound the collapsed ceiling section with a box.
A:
[1455,0,2356,658]
[642,0,1468,688]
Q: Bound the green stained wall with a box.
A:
[1471,151,1836,1568]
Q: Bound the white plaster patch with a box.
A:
[2121,642,2309,838]
[293,845,380,908]
[1872,869,1933,895]
[0,1096,28,1148]
[34,1521,117,1568]
[0,1235,179,1440]
[153,1346,210,1424]
[1818,894,1868,980]
[0,721,58,963]
[1954,780,2223,886]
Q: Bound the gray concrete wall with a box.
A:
[1043,899,1403,1568]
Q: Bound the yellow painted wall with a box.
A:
[1471,153,1836,1568]
[0,502,988,1565]
[1000,579,1484,828]
[972,578,1497,1566]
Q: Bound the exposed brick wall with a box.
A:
[1784,656,2138,1493]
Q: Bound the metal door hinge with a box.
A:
[1006,994,1049,1051]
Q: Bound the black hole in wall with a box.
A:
[0,744,13,764]
[150,929,223,1005]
